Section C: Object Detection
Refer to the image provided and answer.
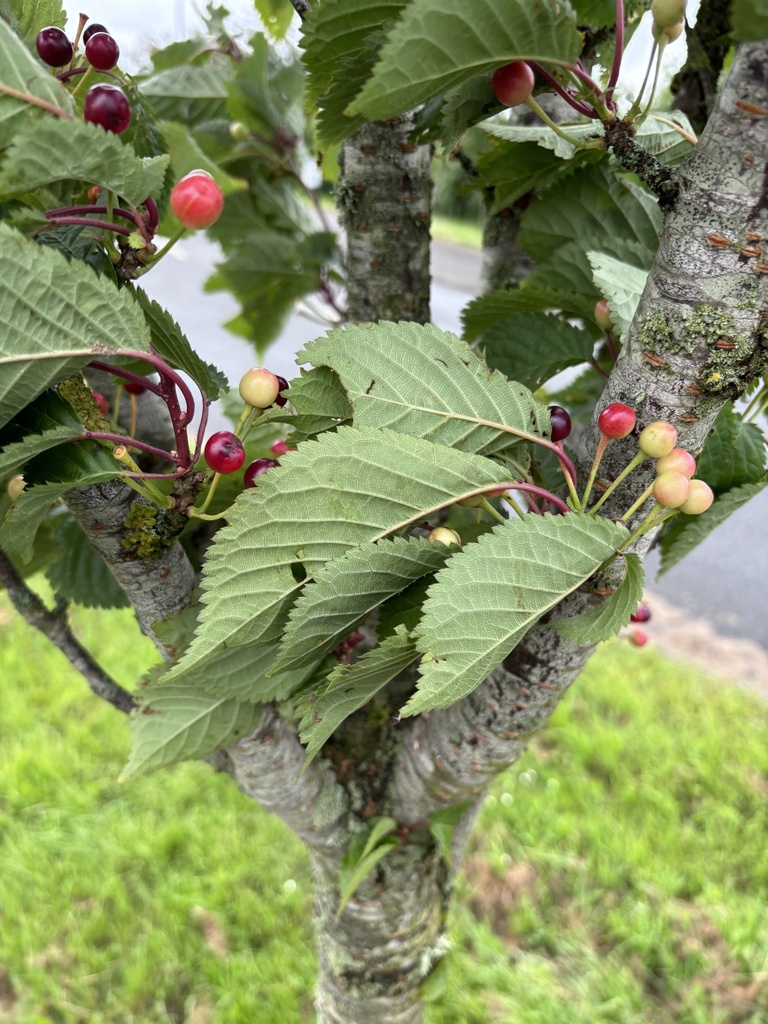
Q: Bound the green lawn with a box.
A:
[1,592,767,1023]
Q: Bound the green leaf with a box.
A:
[133,289,227,401]
[138,63,230,125]
[658,480,768,575]
[348,0,582,122]
[0,390,84,477]
[404,514,628,715]
[336,816,398,917]
[0,224,150,428]
[297,627,418,765]
[481,120,600,160]
[46,517,129,610]
[162,427,514,682]
[695,404,766,494]
[481,313,593,390]
[635,112,696,166]
[158,643,318,704]
[253,0,296,39]
[377,576,434,639]
[36,224,116,278]
[3,0,66,43]
[587,252,649,342]
[519,163,661,265]
[462,287,584,342]
[476,140,585,210]
[159,121,246,197]
[273,366,353,442]
[298,322,551,455]
[0,118,169,205]
[121,686,263,780]
[301,0,410,145]
[551,552,644,644]
[0,16,74,149]
[273,536,449,674]
[429,802,472,867]
[0,442,119,563]
[732,0,768,41]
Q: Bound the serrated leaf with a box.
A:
[481,120,600,160]
[636,113,696,165]
[4,0,66,43]
[404,514,628,715]
[0,442,119,563]
[377,576,433,640]
[299,322,551,454]
[551,552,644,643]
[271,365,354,441]
[481,313,593,391]
[336,816,398,916]
[162,427,514,682]
[301,0,410,145]
[36,224,116,278]
[133,288,227,401]
[695,404,766,494]
[121,686,262,780]
[476,140,586,210]
[658,480,768,575]
[159,120,246,197]
[0,223,150,428]
[138,63,230,124]
[0,390,84,477]
[0,17,74,149]
[273,536,449,674]
[297,627,418,764]
[519,163,661,265]
[253,0,296,39]
[46,517,129,610]
[0,118,168,205]
[587,252,649,342]
[348,0,582,122]
[462,287,584,342]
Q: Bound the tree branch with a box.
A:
[389,40,768,824]
[289,0,310,20]
[0,548,135,714]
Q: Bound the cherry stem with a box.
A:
[193,399,211,465]
[70,13,87,64]
[112,447,174,506]
[636,39,667,125]
[626,40,658,120]
[129,392,138,439]
[648,114,698,145]
[527,62,595,117]
[510,482,571,516]
[57,66,122,85]
[0,83,74,120]
[605,0,625,108]
[502,492,528,520]
[146,226,187,264]
[590,357,610,380]
[144,195,159,233]
[480,498,507,524]
[621,483,655,522]
[88,362,163,398]
[523,95,595,147]
[620,504,678,549]
[71,65,94,97]
[78,430,179,463]
[581,434,610,509]
[589,451,647,515]
[46,204,142,227]
[193,472,224,517]
[39,215,132,237]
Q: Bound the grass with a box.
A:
[1,592,767,1023]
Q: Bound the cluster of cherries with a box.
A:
[36,21,130,134]
[203,368,291,489]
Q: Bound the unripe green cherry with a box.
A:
[229,121,249,141]
[7,474,25,500]
[652,17,684,43]
[679,479,714,515]
[427,527,461,547]
[655,448,696,478]
[594,299,613,332]
[639,420,678,458]
[652,470,690,508]
[651,0,686,29]
[239,367,281,409]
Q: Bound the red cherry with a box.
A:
[274,375,289,408]
[630,603,652,623]
[91,390,109,415]
[492,62,535,107]
[83,84,131,135]
[597,403,636,440]
[244,458,278,487]
[270,439,296,457]
[84,32,120,72]
[36,27,73,67]
[123,380,146,395]
[548,405,572,443]
[629,629,649,647]
[204,431,246,474]
[170,170,224,230]
[82,23,108,44]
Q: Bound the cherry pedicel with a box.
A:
[598,403,636,440]
[244,458,278,488]
[36,27,73,67]
[83,84,131,135]
[204,431,246,474]
[631,603,652,623]
[85,32,120,72]
[548,405,572,443]
[82,23,109,44]
[492,62,535,107]
[170,171,224,230]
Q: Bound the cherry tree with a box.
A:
[0,0,766,1019]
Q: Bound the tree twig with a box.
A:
[0,548,135,714]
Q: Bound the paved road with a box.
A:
[140,234,768,654]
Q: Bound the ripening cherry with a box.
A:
[548,405,572,443]
[656,448,696,478]
[427,527,461,547]
[170,170,224,230]
[35,27,73,67]
[631,603,652,623]
[653,469,690,508]
[652,17,685,43]
[639,420,678,458]
[492,62,535,107]
[629,629,649,647]
[678,479,714,515]
[85,32,120,71]
[244,458,279,488]
[651,0,687,29]
[91,391,109,415]
[204,431,246,474]
[598,403,636,440]
[270,438,296,457]
[239,368,281,409]
[594,299,613,332]
[6,475,25,501]
[83,84,131,134]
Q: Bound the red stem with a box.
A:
[77,432,179,462]
[144,195,159,233]
[40,216,132,236]
[46,205,142,228]
[527,63,595,118]
[88,361,164,398]
[605,0,625,109]
[0,83,74,120]
[56,66,123,84]
[510,482,571,515]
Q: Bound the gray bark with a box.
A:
[339,115,432,325]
